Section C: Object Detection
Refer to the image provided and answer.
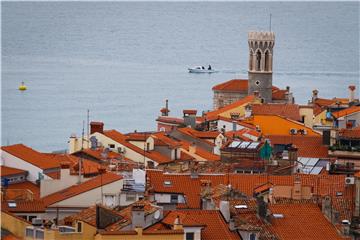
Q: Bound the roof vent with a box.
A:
[234,205,248,209]
[273,214,284,219]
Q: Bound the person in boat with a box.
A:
[201,66,205,70]
[208,65,212,70]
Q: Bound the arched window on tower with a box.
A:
[249,50,254,71]
[256,50,261,71]
[264,50,270,71]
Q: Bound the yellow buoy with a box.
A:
[19,82,27,91]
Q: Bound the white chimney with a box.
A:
[219,201,230,222]
[349,85,356,102]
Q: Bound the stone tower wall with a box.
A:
[248,32,275,103]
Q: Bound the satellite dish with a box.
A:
[154,210,160,220]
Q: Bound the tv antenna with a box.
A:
[269,13,272,32]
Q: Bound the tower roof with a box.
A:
[248,31,275,41]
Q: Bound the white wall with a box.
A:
[119,192,143,206]
[92,133,158,167]
[40,168,93,198]
[217,120,245,132]
[47,179,123,208]
[0,150,52,183]
[154,193,186,204]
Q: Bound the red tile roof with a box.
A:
[206,95,255,120]
[183,109,197,115]
[161,210,239,240]
[269,204,348,240]
[1,200,45,213]
[180,140,220,161]
[332,106,360,118]
[266,135,329,158]
[339,126,360,139]
[1,144,60,170]
[212,79,248,92]
[103,130,172,164]
[147,170,354,212]
[314,98,337,107]
[0,166,27,177]
[272,89,288,100]
[152,132,182,149]
[6,181,40,200]
[156,116,184,125]
[252,104,301,121]
[42,172,122,206]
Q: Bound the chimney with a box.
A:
[322,196,332,220]
[132,203,145,228]
[288,146,298,163]
[173,215,183,230]
[189,142,197,154]
[232,121,237,132]
[349,85,356,102]
[292,176,302,200]
[244,104,252,118]
[341,220,351,236]
[60,161,71,179]
[183,110,197,128]
[256,196,268,220]
[68,134,78,154]
[312,89,319,103]
[90,122,104,134]
[219,200,230,222]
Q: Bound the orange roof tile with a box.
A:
[266,134,329,158]
[176,128,216,147]
[272,89,288,100]
[183,109,197,115]
[252,104,301,121]
[0,166,27,177]
[103,130,172,164]
[269,204,348,240]
[332,106,360,118]
[339,126,360,139]
[206,95,255,120]
[6,181,40,200]
[212,79,248,92]
[247,115,320,136]
[42,172,122,206]
[162,210,239,240]
[1,200,45,213]
[156,116,184,125]
[152,132,182,149]
[314,98,337,107]
[1,144,60,170]
[147,170,354,212]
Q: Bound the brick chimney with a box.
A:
[173,215,183,230]
[90,122,104,134]
[183,110,197,128]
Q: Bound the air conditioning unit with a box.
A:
[345,177,355,185]
[289,128,297,135]
[32,218,43,227]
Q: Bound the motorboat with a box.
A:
[188,66,218,73]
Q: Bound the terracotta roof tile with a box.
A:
[6,181,40,200]
[332,106,360,118]
[152,132,182,149]
[1,200,45,213]
[1,144,60,170]
[155,116,184,125]
[0,166,27,177]
[266,134,329,158]
[252,104,301,121]
[103,130,172,164]
[272,89,288,100]
[42,172,122,206]
[339,127,360,139]
[212,79,248,92]
[269,204,348,240]
[314,98,337,107]
[246,115,320,136]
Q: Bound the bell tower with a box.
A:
[248,31,275,103]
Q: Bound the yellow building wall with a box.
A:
[299,107,314,128]
[314,110,333,126]
[1,211,31,239]
[44,221,97,240]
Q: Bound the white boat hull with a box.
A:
[188,68,218,73]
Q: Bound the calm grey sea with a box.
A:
[2,2,359,151]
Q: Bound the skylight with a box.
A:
[8,202,17,208]
[273,213,284,218]
[164,180,172,186]
[234,205,248,209]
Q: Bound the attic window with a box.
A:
[8,202,17,208]
[273,214,284,219]
[164,180,172,186]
